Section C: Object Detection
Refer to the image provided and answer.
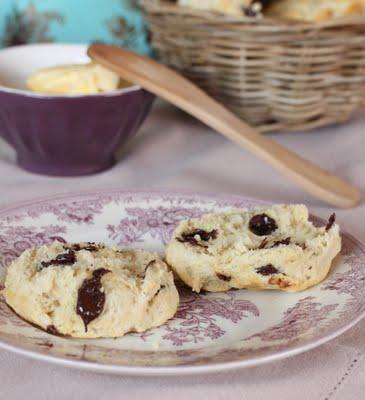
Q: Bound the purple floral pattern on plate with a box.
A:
[249,296,338,342]
[0,189,363,374]
[108,206,208,244]
[162,284,259,346]
[0,194,118,225]
[323,237,365,302]
[0,224,66,270]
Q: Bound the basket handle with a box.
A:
[88,44,360,208]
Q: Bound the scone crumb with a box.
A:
[268,276,291,288]
[216,273,231,282]
[256,264,279,276]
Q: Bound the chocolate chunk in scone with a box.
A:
[76,268,111,331]
[177,229,218,247]
[249,213,278,236]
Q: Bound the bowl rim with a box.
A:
[0,43,142,99]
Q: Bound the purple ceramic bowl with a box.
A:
[0,44,154,176]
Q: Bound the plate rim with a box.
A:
[0,187,364,376]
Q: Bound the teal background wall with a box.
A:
[0,0,149,54]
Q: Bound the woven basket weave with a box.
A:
[141,0,365,132]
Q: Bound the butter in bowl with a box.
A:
[0,44,154,176]
[26,62,130,95]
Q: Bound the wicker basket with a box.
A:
[141,0,365,132]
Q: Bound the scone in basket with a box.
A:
[141,0,365,132]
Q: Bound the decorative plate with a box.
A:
[0,189,364,376]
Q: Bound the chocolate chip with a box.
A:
[272,237,291,247]
[256,264,279,276]
[154,285,166,298]
[83,243,101,251]
[249,214,278,236]
[216,273,231,282]
[325,213,336,231]
[76,268,111,332]
[177,229,218,247]
[194,229,218,241]
[41,249,76,268]
[258,237,290,249]
[258,238,268,249]
[148,285,166,305]
[69,242,101,252]
[140,260,156,278]
[46,325,59,335]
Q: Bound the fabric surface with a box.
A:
[0,102,364,399]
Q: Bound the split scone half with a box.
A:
[165,205,341,293]
[2,242,179,338]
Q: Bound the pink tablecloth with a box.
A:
[0,103,364,399]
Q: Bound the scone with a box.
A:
[266,0,365,22]
[166,205,341,293]
[178,0,269,17]
[27,63,126,95]
[2,242,179,338]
